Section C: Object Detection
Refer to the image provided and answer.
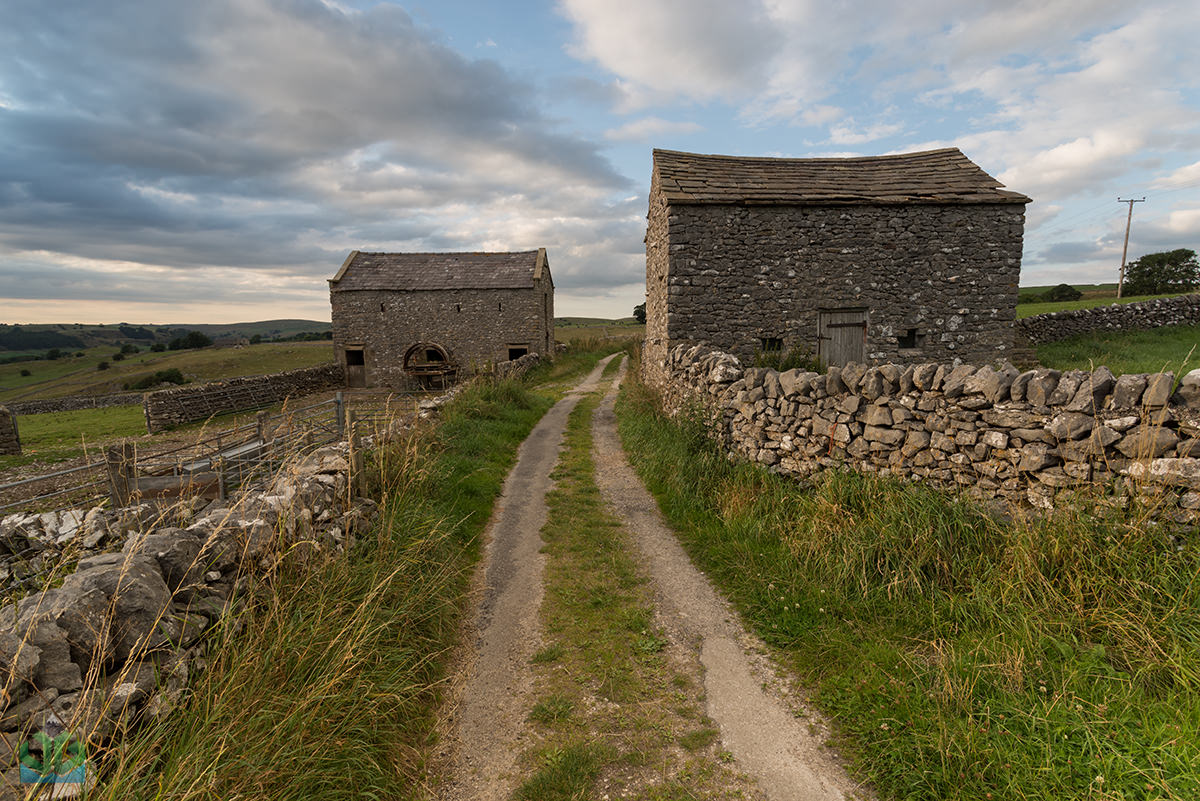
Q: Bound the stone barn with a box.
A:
[329,249,554,388]
[643,148,1031,381]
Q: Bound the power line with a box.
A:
[1116,197,1145,298]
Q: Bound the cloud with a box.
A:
[827,120,904,146]
[0,0,635,320]
[604,117,703,141]
[558,0,782,105]
[1152,159,1200,190]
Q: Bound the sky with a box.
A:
[1,0,1198,324]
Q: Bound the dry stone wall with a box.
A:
[7,393,143,416]
[0,443,377,786]
[0,408,17,456]
[144,363,343,432]
[1016,293,1200,344]
[657,343,1200,523]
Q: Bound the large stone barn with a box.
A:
[643,148,1031,380]
[329,249,554,388]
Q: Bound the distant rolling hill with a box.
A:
[0,320,331,354]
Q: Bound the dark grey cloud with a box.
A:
[0,0,635,311]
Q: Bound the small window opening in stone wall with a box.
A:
[508,345,528,360]
[760,337,783,352]
[498,301,503,312]
[456,303,461,313]
[380,303,385,313]
[898,329,926,349]
[345,348,365,366]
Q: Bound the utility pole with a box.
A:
[1116,197,1145,298]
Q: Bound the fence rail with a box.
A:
[0,391,421,515]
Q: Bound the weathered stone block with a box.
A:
[1046,412,1095,441]
[1117,425,1181,459]
[1024,369,1061,407]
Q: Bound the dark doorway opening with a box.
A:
[508,346,529,361]
[344,347,366,388]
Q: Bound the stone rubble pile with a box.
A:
[657,343,1200,521]
[0,442,378,790]
[1015,293,1200,345]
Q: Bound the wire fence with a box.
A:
[0,392,422,516]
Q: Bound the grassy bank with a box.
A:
[94,376,558,800]
[616,372,1200,800]
[1035,323,1199,377]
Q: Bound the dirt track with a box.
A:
[439,356,872,800]
[439,355,618,800]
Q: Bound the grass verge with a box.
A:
[616,369,1200,801]
[92,377,555,800]
[518,385,750,800]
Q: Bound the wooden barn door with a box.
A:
[817,309,867,367]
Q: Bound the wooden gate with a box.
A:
[817,309,868,367]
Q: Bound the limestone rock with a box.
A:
[1117,425,1182,459]
[1143,373,1175,408]
[1046,412,1095,441]
[1024,369,1061,406]
[1109,374,1147,409]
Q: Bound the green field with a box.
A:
[1036,323,1200,376]
[556,318,644,343]
[0,405,147,472]
[0,342,334,403]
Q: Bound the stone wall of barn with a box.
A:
[656,343,1200,523]
[643,199,1026,385]
[331,279,553,389]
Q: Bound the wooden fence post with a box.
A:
[348,411,366,498]
[105,442,135,507]
[335,391,345,440]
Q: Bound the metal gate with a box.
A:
[817,309,868,366]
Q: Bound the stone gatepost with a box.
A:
[0,405,19,455]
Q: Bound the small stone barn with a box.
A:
[329,249,554,388]
[643,148,1031,379]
